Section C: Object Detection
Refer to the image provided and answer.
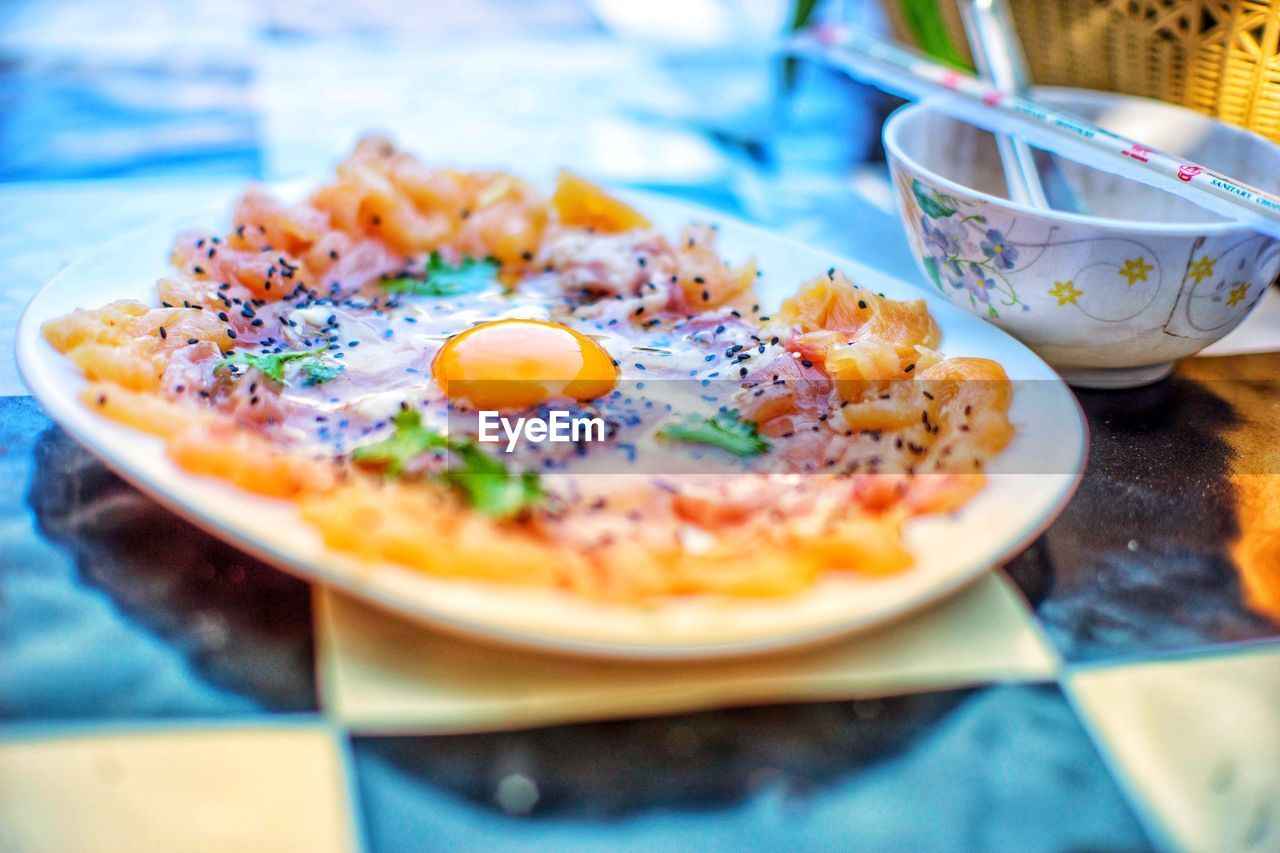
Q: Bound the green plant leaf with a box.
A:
[657,409,770,457]
[895,0,972,70]
[301,360,345,386]
[443,443,545,520]
[381,251,500,297]
[216,347,339,385]
[351,407,543,518]
[350,407,449,476]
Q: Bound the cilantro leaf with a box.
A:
[301,359,345,386]
[657,409,771,457]
[351,408,543,518]
[350,407,448,476]
[381,251,500,297]
[216,347,339,384]
[443,442,545,519]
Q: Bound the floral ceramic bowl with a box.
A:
[884,88,1280,388]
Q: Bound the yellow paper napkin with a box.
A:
[315,571,1057,733]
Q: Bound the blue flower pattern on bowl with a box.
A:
[981,229,1019,270]
[907,179,1028,318]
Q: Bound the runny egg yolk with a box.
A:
[431,318,618,410]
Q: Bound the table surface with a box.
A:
[3,3,1280,851]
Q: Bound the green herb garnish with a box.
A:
[381,251,500,297]
[300,359,345,386]
[215,347,343,385]
[350,407,448,476]
[657,409,770,457]
[442,441,545,520]
[352,408,543,518]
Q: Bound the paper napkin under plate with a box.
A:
[315,570,1058,734]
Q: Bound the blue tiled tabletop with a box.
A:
[3,2,1280,851]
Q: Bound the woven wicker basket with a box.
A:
[885,0,1280,143]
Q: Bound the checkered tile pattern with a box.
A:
[8,352,1280,852]
[3,3,1280,849]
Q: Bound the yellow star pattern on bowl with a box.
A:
[1049,280,1083,306]
[1119,257,1153,285]
[1188,255,1216,284]
[1227,282,1250,307]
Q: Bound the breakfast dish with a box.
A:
[38,138,1014,601]
[18,138,1084,655]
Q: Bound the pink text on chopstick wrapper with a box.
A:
[1122,144,1152,163]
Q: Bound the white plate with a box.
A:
[16,188,1086,660]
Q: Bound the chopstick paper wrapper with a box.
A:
[790,26,1280,242]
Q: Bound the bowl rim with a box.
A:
[882,86,1276,236]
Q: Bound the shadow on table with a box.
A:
[1006,376,1279,663]
[350,685,1149,849]
[365,691,967,816]
[20,418,316,716]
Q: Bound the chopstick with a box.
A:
[788,25,1280,241]
[958,0,1049,209]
